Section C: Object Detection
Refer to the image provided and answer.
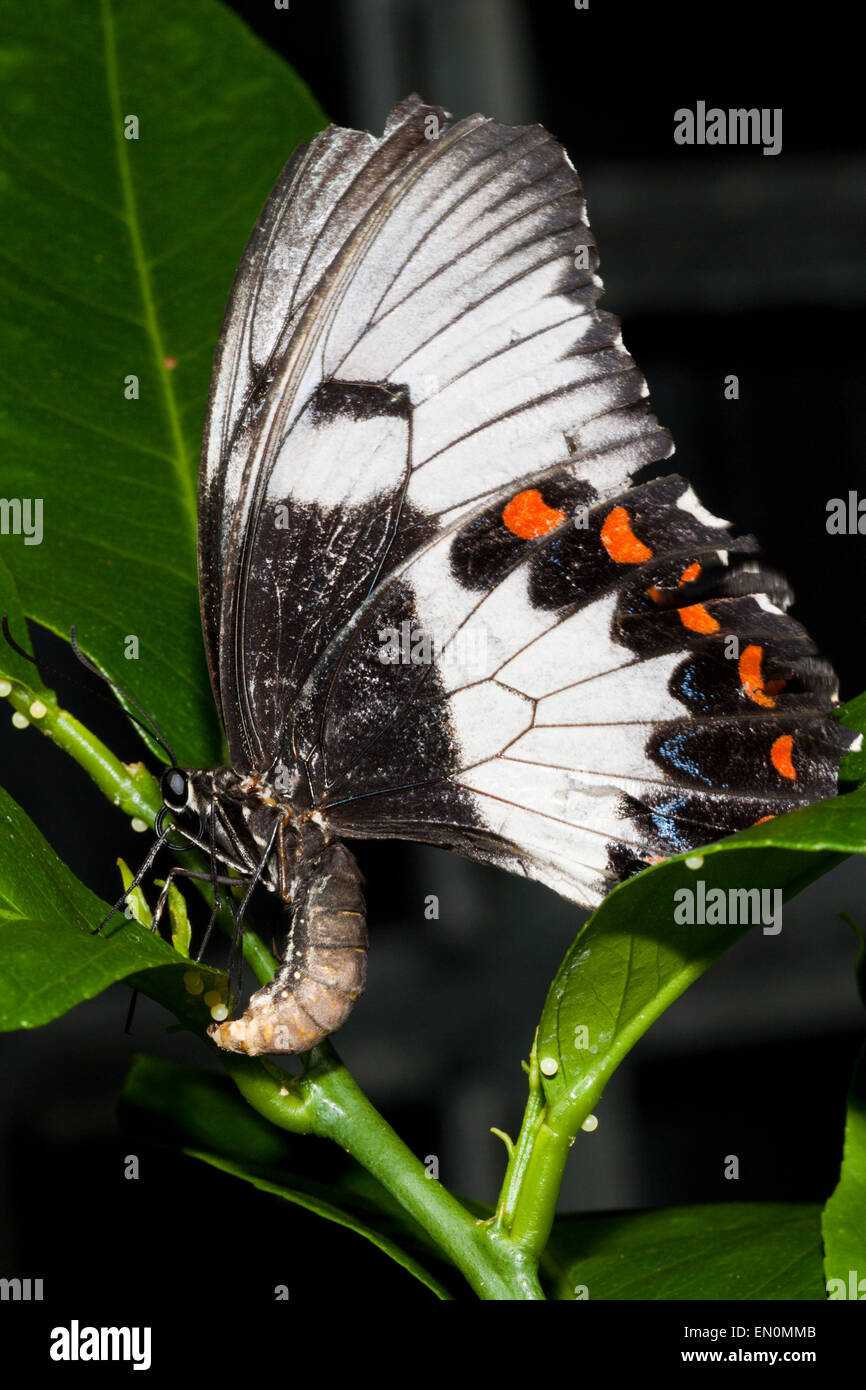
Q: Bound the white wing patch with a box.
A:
[447,683,533,766]
[497,594,627,697]
[270,402,409,511]
[536,653,687,725]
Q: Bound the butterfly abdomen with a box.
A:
[207,842,367,1055]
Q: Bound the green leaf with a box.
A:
[167,881,192,958]
[537,783,866,1135]
[118,856,153,928]
[0,0,327,767]
[822,1045,866,1298]
[121,1052,295,1165]
[0,784,220,1030]
[822,919,866,1299]
[121,1054,460,1300]
[545,1204,825,1300]
[838,694,866,784]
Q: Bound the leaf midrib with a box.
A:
[101,0,197,541]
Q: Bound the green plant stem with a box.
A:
[494,1034,545,1230]
[507,1115,573,1259]
[492,1036,580,1262]
[221,1044,545,1300]
[0,675,275,978]
[4,679,159,822]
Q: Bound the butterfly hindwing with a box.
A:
[311,472,851,906]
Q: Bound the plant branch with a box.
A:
[220,1043,545,1300]
[493,1032,545,1230]
[507,1114,573,1260]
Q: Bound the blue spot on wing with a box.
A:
[650,797,694,852]
[678,661,715,715]
[657,731,715,787]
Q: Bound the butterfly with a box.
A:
[127,94,856,1056]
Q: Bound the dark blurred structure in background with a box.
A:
[1,0,864,1301]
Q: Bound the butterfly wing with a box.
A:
[200,96,856,905]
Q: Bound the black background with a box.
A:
[1,0,864,1315]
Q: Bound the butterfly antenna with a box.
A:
[2,615,178,766]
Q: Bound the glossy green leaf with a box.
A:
[822,1044,866,1298]
[0,0,327,767]
[121,1054,460,1300]
[118,856,154,928]
[0,784,221,1030]
[536,782,866,1135]
[822,921,866,1298]
[545,1204,825,1300]
[168,882,192,958]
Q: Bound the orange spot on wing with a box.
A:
[600,506,653,563]
[647,560,702,605]
[753,815,776,825]
[738,643,778,709]
[679,603,719,634]
[771,734,796,780]
[502,489,566,540]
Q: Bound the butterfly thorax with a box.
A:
[183,765,330,903]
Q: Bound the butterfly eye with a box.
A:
[160,767,189,810]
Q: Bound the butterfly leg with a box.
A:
[150,866,244,938]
